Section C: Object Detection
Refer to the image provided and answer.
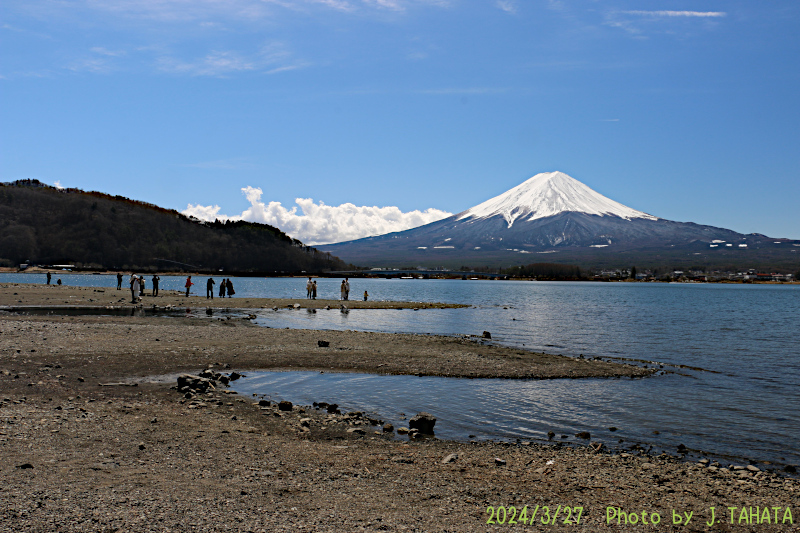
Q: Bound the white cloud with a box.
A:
[182,186,452,245]
[496,1,517,15]
[621,11,726,18]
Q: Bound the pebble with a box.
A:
[442,454,458,464]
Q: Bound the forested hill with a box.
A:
[0,180,349,273]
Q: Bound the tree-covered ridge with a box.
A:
[0,180,348,273]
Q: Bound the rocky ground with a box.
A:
[0,286,797,532]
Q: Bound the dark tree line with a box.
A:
[0,180,349,273]
[503,262,585,280]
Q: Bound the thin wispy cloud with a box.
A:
[68,57,116,74]
[363,0,404,10]
[90,47,127,57]
[76,0,446,21]
[418,87,509,95]
[621,11,726,18]
[65,46,128,73]
[81,0,273,23]
[157,51,256,76]
[605,9,727,37]
[156,42,302,77]
[183,187,452,244]
[496,1,517,15]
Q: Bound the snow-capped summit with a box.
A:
[320,169,783,268]
[457,171,657,228]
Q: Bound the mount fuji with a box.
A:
[320,172,797,269]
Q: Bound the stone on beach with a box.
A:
[409,412,436,435]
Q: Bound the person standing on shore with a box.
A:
[363,290,368,301]
[344,278,350,301]
[46,272,51,285]
[340,280,346,300]
[226,278,235,297]
[131,275,140,303]
[117,273,123,290]
[219,278,226,298]
[140,276,146,297]
[152,274,160,297]
[207,278,215,299]
[306,277,313,299]
[129,274,137,303]
[185,276,193,297]
[312,280,317,300]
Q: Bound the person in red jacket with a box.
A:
[185,276,193,297]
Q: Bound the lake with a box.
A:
[3,273,799,468]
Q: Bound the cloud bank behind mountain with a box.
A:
[182,186,452,245]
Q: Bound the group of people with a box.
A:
[120,273,235,301]
[118,273,374,303]
[305,277,368,301]
[128,273,160,303]
[305,277,318,299]
[199,277,235,299]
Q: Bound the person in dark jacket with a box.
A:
[207,278,215,299]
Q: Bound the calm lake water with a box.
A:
[3,273,799,467]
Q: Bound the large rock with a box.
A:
[408,412,436,435]
[177,374,215,393]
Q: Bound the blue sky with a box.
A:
[2,0,799,243]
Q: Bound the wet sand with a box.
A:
[0,285,797,532]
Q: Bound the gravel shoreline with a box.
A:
[1,286,797,532]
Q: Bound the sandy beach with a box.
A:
[0,284,797,532]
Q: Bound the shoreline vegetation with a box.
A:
[1,284,798,531]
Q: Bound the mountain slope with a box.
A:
[320,172,799,270]
[0,180,348,273]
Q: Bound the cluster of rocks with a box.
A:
[251,398,438,440]
[175,368,242,396]
[393,412,438,439]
